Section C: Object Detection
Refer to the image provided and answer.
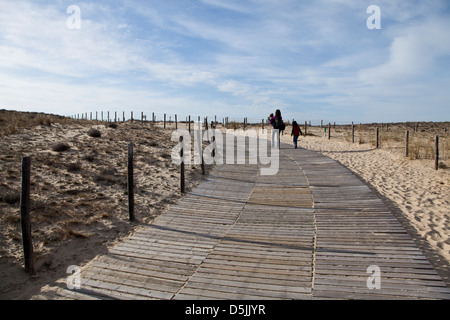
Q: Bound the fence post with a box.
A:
[188,115,191,133]
[164,114,166,129]
[435,136,439,170]
[175,114,178,130]
[128,143,135,221]
[352,122,355,143]
[376,127,379,148]
[405,130,409,157]
[180,136,185,193]
[205,117,209,141]
[328,123,331,139]
[20,156,34,274]
[304,121,307,137]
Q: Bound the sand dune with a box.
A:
[0,112,211,299]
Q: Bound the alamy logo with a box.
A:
[66,265,81,290]
[170,123,279,176]
[366,265,381,289]
[367,5,381,30]
[67,5,81,30]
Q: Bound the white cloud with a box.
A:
[359,18,450,84]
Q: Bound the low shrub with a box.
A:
[87,128,101,138]
[52,142,70,152]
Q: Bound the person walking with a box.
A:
[291,121,302,149]
[272,109,284,149]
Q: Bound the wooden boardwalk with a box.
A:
[33,138,450,300]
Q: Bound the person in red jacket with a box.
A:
[291,121,303,149]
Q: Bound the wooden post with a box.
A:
[123,111,125,122]
[175,114,178,129]
[115,111,117,123]
[128,143,135,221]
[188,115,191,133]
[405,130,409,157]
[304,121,307,137]
[376,127,379,148]
[200,144,206,175]
[262,119,264,130]
[20,156,34,274]
[107,111,110,122]
[131,111,133,122]
[211,128,216,158]
[328,123,331,139]
[164,114,166,129]
[96,111,98,121]
[101,111,103,121]
[90,112,92,120]
[205,117,209,141]
[141,112,144,123]
[435,135,439,170]
[180,136,185,193]
[352,122,355,143]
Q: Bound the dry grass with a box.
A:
[332,122,449,165]
[0,109,77,137]
[0,110,213,293]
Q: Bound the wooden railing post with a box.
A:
[20,156,34,274]
[405,130,409,157]
[352,122,355,143]
[180,136,185,193]
[376,127,379,148]
[128,143,135,221]
[435,136,439,170]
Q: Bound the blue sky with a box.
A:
[1,0,450,124]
